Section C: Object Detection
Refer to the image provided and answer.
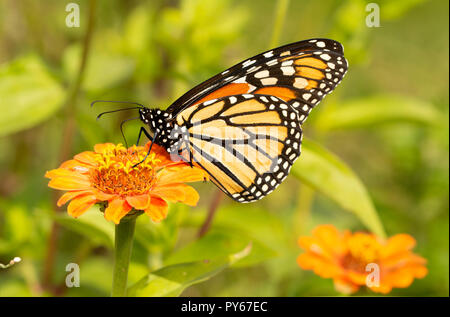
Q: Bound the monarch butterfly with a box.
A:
[95,38,348,203]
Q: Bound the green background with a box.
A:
[0,0,448,296]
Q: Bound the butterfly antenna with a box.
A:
[90,100,146,108]
[96,107,142,120]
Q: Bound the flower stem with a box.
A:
[111,216,137,297]
[197,189,224,238]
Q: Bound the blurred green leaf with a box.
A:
[0,55,65,137]
[65,257,112,297]
[63,45,135,93]
[52,207,114,248]
[211,205,289,252]
[134,204,185,254]
[0,205,33,253]
[121,5,161,82]
[291,139,386,237]
[316,94,442,131]
[165,228,276,268]
[127,244,251,297]
[379,0,428,20]
[0,278,32,297]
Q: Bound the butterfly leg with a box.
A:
[186,140,194,168]
[132,129,159,167]
[135,127,152,146]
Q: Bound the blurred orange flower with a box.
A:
[45,143,208,224]
[297,225,427,294]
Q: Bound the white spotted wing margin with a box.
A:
[166,38,348,118]
[173,94,303,202]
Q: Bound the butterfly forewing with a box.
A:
[166,38,348,121]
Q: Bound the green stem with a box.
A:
[112,216,137,297]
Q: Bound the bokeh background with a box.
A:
[0,0,448,296]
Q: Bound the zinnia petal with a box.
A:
[145,196,168,222]
[151,184,200,206]
[92,189,115,202]
[333,278,360,294]
[126,194,151,210]
[298,236,335,261]
[45,168,89,181]
[313,224,347,256]
[67,194,97,218]
[104,198,132,224]
[157,166,208,185]
[60,159,91,171]
[57,190,94,207]
[94,143,116,154]
[296,253,341,278]
[380,234,417,258]
[47,175,91,191]
[74,151,99,166]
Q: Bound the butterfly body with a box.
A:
[138,38,348,202]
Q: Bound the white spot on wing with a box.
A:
[203,99,217,106]
[294,77,308,89]
[254,70,269,78]
[316,41,326,48]
[242,59,256,68]
[320,54,331,61]
[261,77,278,85]
[281,66,295,76]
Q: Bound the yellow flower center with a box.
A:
[341,234,380,272]
[90,144,160,196]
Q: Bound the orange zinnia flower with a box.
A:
[297,225,428,294]
[45,143,208,224]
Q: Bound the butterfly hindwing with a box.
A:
[173,94,302,202]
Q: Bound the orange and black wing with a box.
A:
[166,38,348,121]
[165,38,348,202]
[173,94,302,202]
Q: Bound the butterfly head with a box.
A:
[139,107,179,149]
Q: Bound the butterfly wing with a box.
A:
[165,38,348,202]
[166,38,348,119]
[172,94,302,202]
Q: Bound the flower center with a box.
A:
[341,234,380,272]
[90,144,160,196]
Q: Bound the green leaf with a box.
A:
[0,204,33,253]
[134,204,186,254]
[316,94,442,131]
[291,139,386,237]
[211,205,289,252]
[164,228,276,268]
[0,55,65,137]
[51,207,114,248]
[65,257,112,297]
[127,244,251,297]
